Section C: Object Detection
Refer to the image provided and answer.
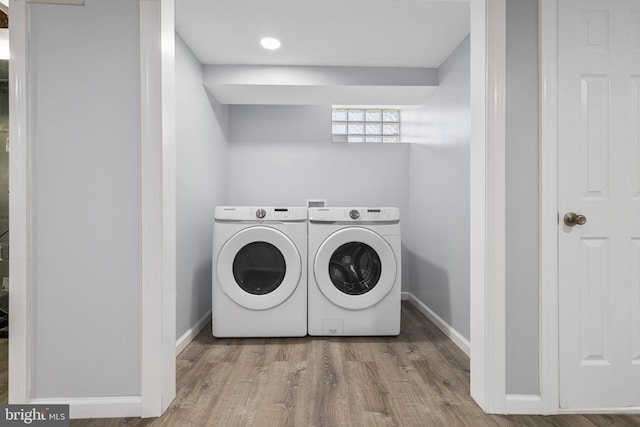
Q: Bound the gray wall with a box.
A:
[407,36,471,340]
[505,0,539,395]
[175,34,229,339]
[226,105,411,289]
[30,0,141,397]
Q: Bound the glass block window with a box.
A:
[332,107,400,143]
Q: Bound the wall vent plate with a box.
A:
[307,199,327,208]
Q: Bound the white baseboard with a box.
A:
[176,310,211,356]
[30,396,142,419]
[403,291,471,357]
[560,407,640,414]
[504,394,544,414]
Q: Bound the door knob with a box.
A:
[563,212,587,227]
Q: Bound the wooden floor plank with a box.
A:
[306,339,353,427]
[0,301,635,426]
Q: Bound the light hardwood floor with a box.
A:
[18,302,640,426]
[71,301,640,427]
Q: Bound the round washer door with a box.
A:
[314,227,397,310]
[217,226,302,310]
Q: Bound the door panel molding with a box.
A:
[631,76,640,198]
[631,239,640,364]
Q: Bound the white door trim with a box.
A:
[539,0,561,415]
[8,0,31,405]
[469,0,507,413]
[140,0,176,417]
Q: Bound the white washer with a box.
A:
[212,206,307,337]
[308,207,401,336]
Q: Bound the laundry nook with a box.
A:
[3,0,640,425]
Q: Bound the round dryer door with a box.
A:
[217,226,302,310]
[314,227,397,310]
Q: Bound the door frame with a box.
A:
[8,0,176,418]
[539,0,640,414]
[139,0,176,418]
[8,0,512,419]
[469,0,509,413]
[8,0,30,406]
[539,0,561,414]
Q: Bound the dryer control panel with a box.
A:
[215,206,308,222]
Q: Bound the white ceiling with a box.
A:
[176,0,470,68]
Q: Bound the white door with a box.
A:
[558,0,640,409]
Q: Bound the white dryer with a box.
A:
[308,207,401,336]
[212,206,307,337]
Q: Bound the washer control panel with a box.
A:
[309,207,400,222]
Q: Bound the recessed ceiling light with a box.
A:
[260,37,281,50]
